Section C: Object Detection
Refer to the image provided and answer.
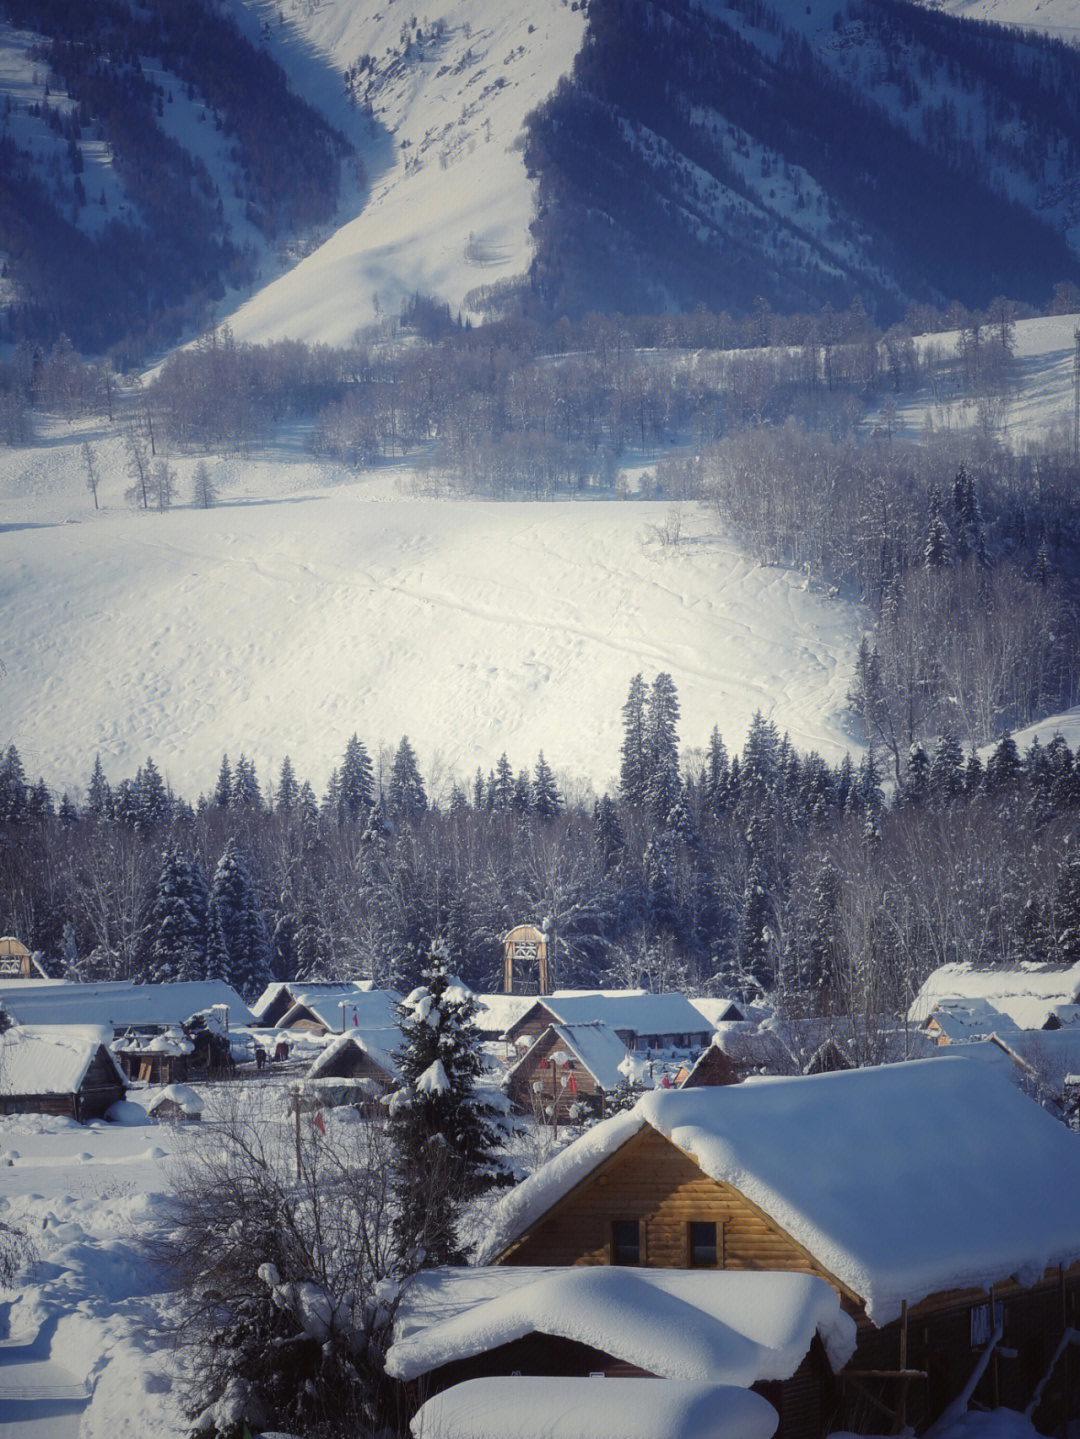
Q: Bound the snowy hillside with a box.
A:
[914,0,1080,41]
[216,0,586,345]
[874,312,1080,444]
[0,420,862,799]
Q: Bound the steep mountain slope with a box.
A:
[522,0,1080,320]
[0,0,351,357]
[216,0,586,347]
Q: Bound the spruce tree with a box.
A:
[0,746,28,823]
[232,754,262,811]
[929,731,964,808]
[388,945,504,1265]
[620,674,648,807]
[925,489,954,568]
[986,732,1022,793]
[387,736,427,818]
[207,840,271,999]
[340,734,374,820]
[86,755,112,820]
[275,756,299,814]
[214,754,232,809]
[532,752,562,819]
[490,754,514,812]
[147,846,205,983]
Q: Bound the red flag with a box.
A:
[312,1110,326,1135]
[352,1009,359,1027]
[661,1074,672,1088]
[567,1073,577,1094]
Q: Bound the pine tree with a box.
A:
[275,756,299,814]
[593,794,624,869]
[965,747,985,795]
[207,840,271,999]
[512,769,533,816]
[925,489,954,568]
[532,752,562,819]
[929,731,964,808]
[147,846,205,983]
[901,742,930,808]
[232,754,262,811]
[86,755,112,820]
[738,852,772,984]
[340,734,374,821]
[1054,856,1080,965]
[214,754,232,809]
[388,945,504,1265]
[986,732,1022,793]
[620,674,648,807]
[0,746,29,823]
[387,737,427,818]
[704,727,730,819]
[137,756,170,829]
[490,754,514,812]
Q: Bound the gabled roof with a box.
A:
[511,991,710,1039]
[387,1265,856,1384]
[923,997,1020,1042]
[0,980,253,1030]
[472,994,539,1034]
[689,997,747,1027]
[507,1021,631,1093]
[0,1026,126,1096]
[909,962,1080,1023]
[307,1027,401,1082]
[278,987,401,1032]
[251,978,375,1021]
[480,1056,1080,1324]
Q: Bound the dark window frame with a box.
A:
[611,1218,642,1266]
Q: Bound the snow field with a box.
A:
[0,420,864,798]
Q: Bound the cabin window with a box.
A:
[611,1220,641,1265]
[970,1300,1003,1348]
[689,1221,718,1268]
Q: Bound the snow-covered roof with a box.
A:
[480,1057,1080,1323]
[508,1022,631,1093]
[0,1026,126,1096]
[688,997,747,1027]
[146,1084,204,1115]
[909,962,1080,1023]
[409,1377,778,1439]
[473,995,538,1034]
[388,1265,855,1384]
[0,980,253,1030]
[923,997,1020,1042]
[307,1028,401,1082]
[516,991,711,1039]
[278,986,401,1032]
[251,978,376,1020]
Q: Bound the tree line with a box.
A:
[5,677,1080,1029]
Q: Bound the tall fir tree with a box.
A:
[340,734,374,821]
[147,846,205,983]
[275,755,299,814]
[619,674,648,807]
[86,755,112,821]
[387,736,427,818]
[388,944,504,1265]
[532,752,562,820]
[207,839,271,999]
[214,754,232,810]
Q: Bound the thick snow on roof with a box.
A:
[689,997,746,1027]
[387,1265,856,1383]
[508,1022,631,1093]
[528,992,710,1038]
[146,1084,204,1115]
[0,980,253,1029]
[638,1059,1080,1322]
[909,963,1080,1023]
[410,1377,778,1439]
[473,995,538,1034]
[0,1027,125,1096]
[280,986,401,1032]
[307,1028,401,1081]
[482,1057,1080,1323]
[924,997,1020,1042]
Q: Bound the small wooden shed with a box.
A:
[0,1027,126,1122]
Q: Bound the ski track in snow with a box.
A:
[0,451,864,796]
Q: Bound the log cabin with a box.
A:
[0,937,49,980]
[270,985,401,1036]
[0,1026,126,1122]
[503,992,712,1056]
[505,1021,632,1122]
[388,1266,857,1439]
[305,1028,401,1091]
[476,1057,1080,1435]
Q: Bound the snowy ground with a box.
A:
[0,417,864,800]
[874,313,1080,447]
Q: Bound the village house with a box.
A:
[257,983,401,1036]
[0,1026,127,1122]
[471,1056,1080,1435]
[909,960,1080,1031]
[387,1265,857,1439]
[505,1020,634,1121]
[298,1027,402,1112]
[502,991,712,1057]
[0,978,252,1036]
